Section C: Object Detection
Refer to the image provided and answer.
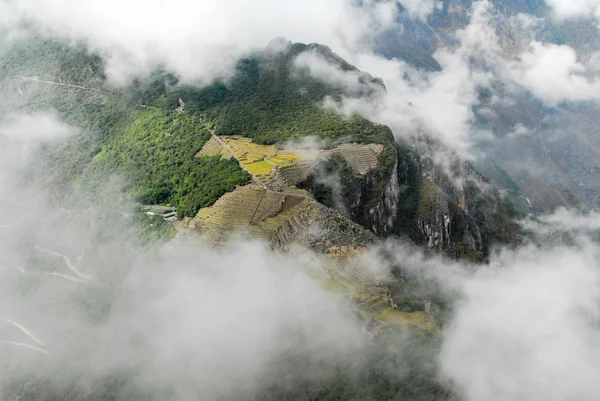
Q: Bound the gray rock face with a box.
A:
[323,137,522,262]
[369,156,399,236]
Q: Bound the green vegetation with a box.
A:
[87,110,250,218]
[136,43,393,148]
[0,38,134,196]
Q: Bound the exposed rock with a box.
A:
[309,135,522,262]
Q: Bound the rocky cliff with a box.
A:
[391,138,522,261]
[305,135,522,262]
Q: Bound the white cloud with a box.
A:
[532,207,600,233]
[545,0,600,19]
[380,208,600,401]
[317,0,499,155]
[293,49,385,97]
[506,41,600,104]
[0,112,76,189]
[0,0,396,85]
[440,241,600,401]
[399,0,442,20]
[0,112,366,398]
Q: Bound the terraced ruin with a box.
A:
[194,136,233,160]
[196,134,385,188]
[178,184,312,246]
[185,133,437,332]
[322,143,384,174]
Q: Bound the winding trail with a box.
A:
[16,76,122,94]
[34,246,94,280]
[0,341,49,354]
[45,272,88,284]
[0,318,46,346]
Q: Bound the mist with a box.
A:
[2,0,600,400]
[440,238,600,401]
[0,112,369,400]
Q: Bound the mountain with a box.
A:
[376,0,600,214]
[0,36,522,400]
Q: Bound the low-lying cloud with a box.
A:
[507,41,600,104]
[0,111,365,400]
[440,239,600,401]
[0,0,396,85]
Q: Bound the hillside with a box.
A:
[0,35,522,400]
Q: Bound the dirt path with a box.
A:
[16,76,122,94]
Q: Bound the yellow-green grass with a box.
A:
[246,161,274,175]
[219,136,307,173]
[221,136,278,160]
[267,156,298,166]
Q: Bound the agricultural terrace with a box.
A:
[287,244,438,333]
[196,135,312,187]
[196,134,385,188]
[220,136,308,186]
[322,143,384,175]
[183,184,314,246]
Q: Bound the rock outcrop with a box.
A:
[306,136,522,262]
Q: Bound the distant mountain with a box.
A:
[376,0,600,214]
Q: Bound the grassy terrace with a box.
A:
[197,135,310,186]
[196,134,387,192]
[322,143,384,174]
[181,184,313,245]
[194,136,233,160]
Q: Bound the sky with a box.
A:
[2,0,600,400]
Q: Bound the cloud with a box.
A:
[0,0,396,85]
[377,208,600,401]
[506,41,600,104]
[0,112,76,190]
[545,0,600,19]
[0,110,368,399]
[440,240,600,401]
[399,0,442,20]
[530,207,600,233]
[506,123,530,137]
[309,0,499,155]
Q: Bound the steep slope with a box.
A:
[392,138,522,261]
